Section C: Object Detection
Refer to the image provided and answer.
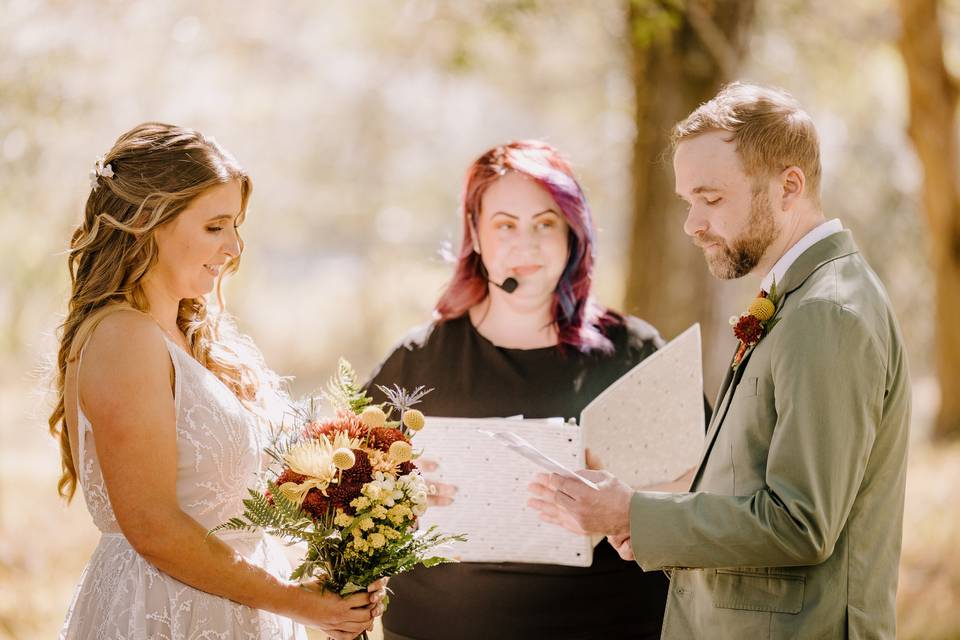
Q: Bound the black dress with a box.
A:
[366,313,707,640]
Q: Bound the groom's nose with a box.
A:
[683,204,708,238]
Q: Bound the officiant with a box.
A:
[365,140,711,640]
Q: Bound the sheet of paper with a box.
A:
[580,324,705,490]
[480,430,598,490]
[413,417,593,566]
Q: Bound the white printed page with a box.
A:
[413,417,593,567]
[580,324,705,490]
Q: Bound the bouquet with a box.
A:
[211,360,465,633]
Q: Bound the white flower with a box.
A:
[88,156,114,191]
[331,432,361,450]
[283,439,336,483]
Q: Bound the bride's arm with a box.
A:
[79,312,378,639]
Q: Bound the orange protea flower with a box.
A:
[306,410,369,441]
[368,426,410,452]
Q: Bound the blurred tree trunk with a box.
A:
[897,0,960,441]
[624,0,755,392]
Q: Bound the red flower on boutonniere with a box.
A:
[730,277,783,370]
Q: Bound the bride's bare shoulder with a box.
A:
[79,307,170,378]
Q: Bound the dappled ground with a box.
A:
[1,377,957,640]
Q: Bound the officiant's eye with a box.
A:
[705,197,722,206]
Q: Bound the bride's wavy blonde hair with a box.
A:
[50,122,282,501]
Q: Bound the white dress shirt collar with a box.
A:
[761,218,844,293]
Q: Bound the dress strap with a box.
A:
[75,340,90,470]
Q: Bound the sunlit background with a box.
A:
[2,1,958,638]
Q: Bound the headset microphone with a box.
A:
[492,277,518,293]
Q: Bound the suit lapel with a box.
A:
[692,345,757,488]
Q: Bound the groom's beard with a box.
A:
[699,189,778,280]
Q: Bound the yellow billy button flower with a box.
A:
[368,532,387,549]
[402,409,425,431]
[389,440,413,463]
[332,448,356,470]
[360,406,387,428]
[748,297,776,322]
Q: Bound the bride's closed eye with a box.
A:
[206,224,239,234]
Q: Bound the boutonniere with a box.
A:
[730,278,783,371]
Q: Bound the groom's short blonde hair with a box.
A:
[673,82,822,203]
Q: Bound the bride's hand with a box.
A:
[288,583,376,639]
[367,577,388,617]
[417,459,457,507]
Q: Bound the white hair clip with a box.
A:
[89,156,115,191]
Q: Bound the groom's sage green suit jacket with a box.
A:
[629,231,911,639]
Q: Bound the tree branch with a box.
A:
[686,0,740,80]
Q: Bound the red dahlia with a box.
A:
[327,480,365,514]
[733,314,764,346]
[368,426,409,452]
[342,448,373,485]
[276,468,307,485]
[301,488,332,519]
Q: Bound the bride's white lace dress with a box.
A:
[60,334,306,639]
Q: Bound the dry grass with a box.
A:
[1,378,957,640]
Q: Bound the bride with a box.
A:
[50,122,384,640]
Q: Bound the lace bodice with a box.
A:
[76,335,264,533]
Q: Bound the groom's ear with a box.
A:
[779,166,806,211]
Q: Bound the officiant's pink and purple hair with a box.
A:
[435,140,614,353]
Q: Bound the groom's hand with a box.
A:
[528,468,632,537]
[527,478,589,535]
[607,532,635,561]
[527,448,607,535]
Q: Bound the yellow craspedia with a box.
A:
[402,409,426,431]
[748,297,776,322]
[389,440,413,463]
[332,448,356,470]
[360,406,387,428]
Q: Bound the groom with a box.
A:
[529,82,911,639]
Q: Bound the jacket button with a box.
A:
[676,587,686,596]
